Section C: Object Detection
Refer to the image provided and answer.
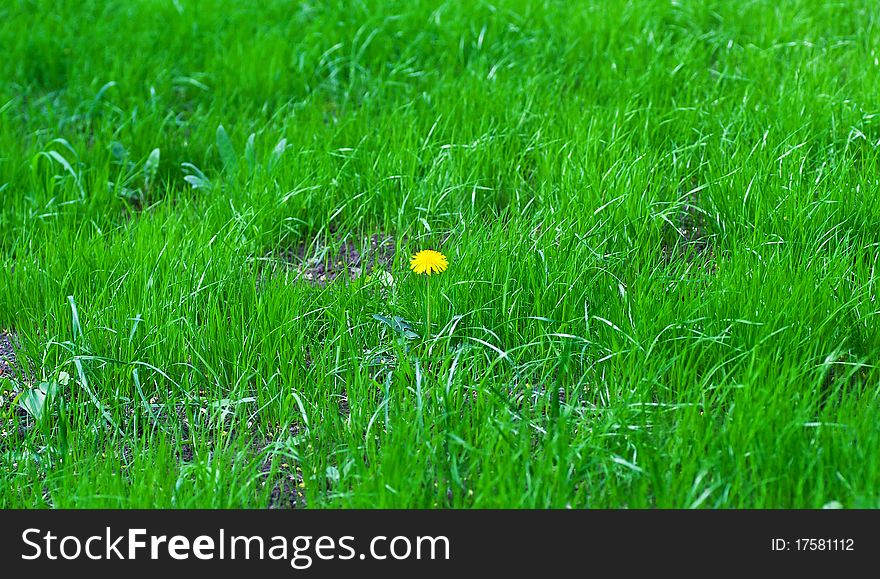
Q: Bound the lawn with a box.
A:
[1,0,879,508]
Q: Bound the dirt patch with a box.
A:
[0,331,17,377]
[257,424,307,509]
[678,197,712,257]
[0,332,30,449]
[171,423,308,508]
[661,183,716,269]
[338,391,350,418]
[178,443,194,463]
[263,459,306,509]
[277,232,396,286]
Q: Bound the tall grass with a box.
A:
[0,0,878,508]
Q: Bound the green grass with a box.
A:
[1,0,879,508]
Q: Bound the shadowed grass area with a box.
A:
[1,0,879,508]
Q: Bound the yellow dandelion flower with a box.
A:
[409,249,448,275]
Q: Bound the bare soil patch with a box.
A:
[661,186,716,270]
[0,331,17,377]
[276,232,396,285]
